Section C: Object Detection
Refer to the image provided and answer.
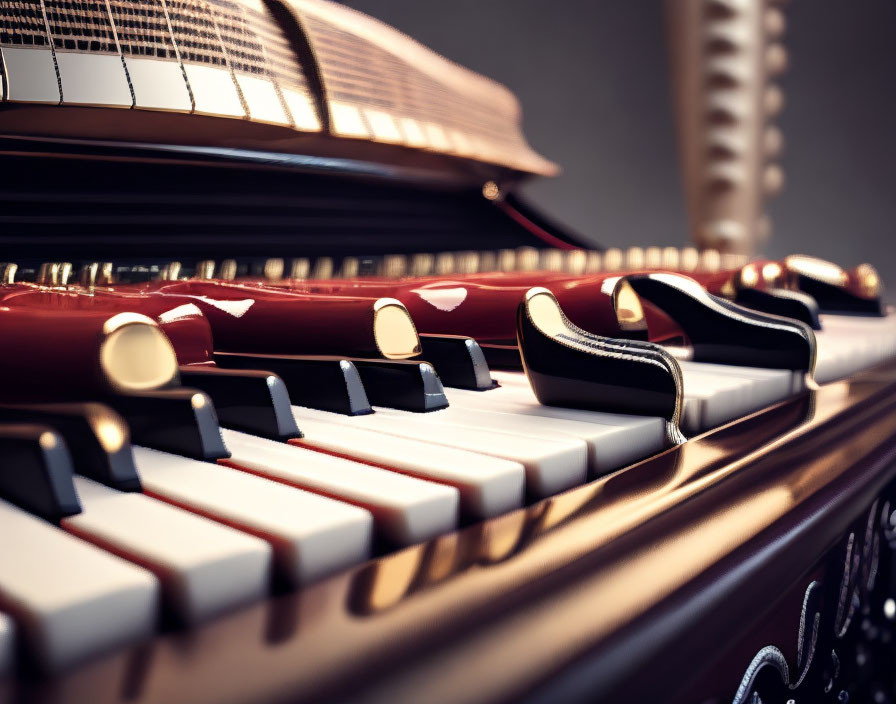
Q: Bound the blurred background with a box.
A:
[342,0,896,291]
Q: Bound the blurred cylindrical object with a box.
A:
[665,0,789,256]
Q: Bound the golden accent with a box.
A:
[739,263,760,288]
[564,250,587,276]
[700,249,722,272]
[80,262,100,289]
[195,260,216,280]
[661,247,680,269]
[477,251,497,273]
[603,248,623,271]
[784,255,848,287]
[409,253,434,277]
[680,247,700,272]
[58,262,73,286]
[263,259,285,281]
[38,431,58,451]
[625,247,645,270]
[482,181,501,201]
[516,246,539,272]
[191,393,207,409]
[218,259,238,281]
[434,253,455,276]
[358,545,425,612]
[87,407,128,454]
[855,263,881,298]
[645,247,663,269]
[613,279,647,332]
[100,313,179,392]
[289,258,310,280]
[496,249,517,272]
[382,254,407,278]
[761,262,784,285]
[454,251,479,275]
[584,250,603,274]
[310,257,334,280]
[373,298,422,359]
[538,249,564,272]
[0,263,17,284]
[340,257,360,279]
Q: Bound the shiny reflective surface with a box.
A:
[14,360,896,703]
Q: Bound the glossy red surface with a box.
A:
[134,281,394,358]
[0,305,146,401]
[261,274,627,345]
[0,286,215,365]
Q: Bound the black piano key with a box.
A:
[734,287,822,330]
[417,334,497,390]
[0,424,81,522]
[350,358,448,412]
[517,288,685,444]
[102,389,230,461]
[627,274,816,370]
[213,352,372,416]
[178,367,301,441]
[0,403,141,492]
[794,273,885,316]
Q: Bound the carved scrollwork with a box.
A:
[732,493,896,703]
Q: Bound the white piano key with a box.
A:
[220,429,459,546]
[493,368,775,434]
[815,313,896,383]
[64,477,272,624]
[126,57,192,112]
[441,389,666,473]
[0,47,60,103]
[294,406,588,498]
[0,613,13,676]
[55,52,133,107]
[182,63,245,118]
[292,416,525,519]
[0,497,158,672]
[132,446,372,585]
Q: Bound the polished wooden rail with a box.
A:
[9,359,896,704]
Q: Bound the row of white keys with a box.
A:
[445,376,666,471]
[0,497,159,673]
[491,366,795,435]
[63,477,272,625]
[132,446,373,586]
[220,429,460,545]
[676,364,796,432]
[815,313,896,384]
[294,405,588,498]
[0,613,13,676]
[287,416,526,519]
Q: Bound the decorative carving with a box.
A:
[733,492,896,703]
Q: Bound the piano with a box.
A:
[0,1,894,703]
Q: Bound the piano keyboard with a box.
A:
[1,298,894,677]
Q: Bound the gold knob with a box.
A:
[195,260,216,280]
[0,263,17,284]
[310,257,334,280]
[410,253,434,277]
[159,262,181,281]
[288,258,310,280]
[218,259,237,281]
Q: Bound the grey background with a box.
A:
[342,0,896,289]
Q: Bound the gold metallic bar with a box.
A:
[218,259,238,281]
[410,253,434,277]
[288,258,309,281]
[434,252,455,276]
[311,257,334,280]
